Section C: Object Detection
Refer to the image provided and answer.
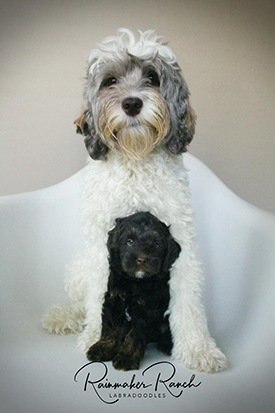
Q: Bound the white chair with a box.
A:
[1,154,275,413]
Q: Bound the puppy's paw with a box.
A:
[112,353,140,371]
[156,329,173,355]
[86,340,116,361]
[157,340,173,356]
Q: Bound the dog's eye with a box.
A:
[127,238,134,246]
[100,77,118,88]
[147,70,160,87]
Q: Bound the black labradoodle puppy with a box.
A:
[86,212,181,371]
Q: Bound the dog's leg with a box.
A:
[168,222,229,372]
[76,234,111,352]
[41,249,89,335]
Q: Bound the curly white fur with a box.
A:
[42,29,228,373]
[88,28,178,74]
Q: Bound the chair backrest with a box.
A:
[1,154,275,346]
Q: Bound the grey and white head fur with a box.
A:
[75,28,196,161]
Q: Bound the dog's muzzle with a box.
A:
[98,89,170,160]
[122,253,162,279]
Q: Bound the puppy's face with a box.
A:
[118,219,167,278]
[108,212,181,279]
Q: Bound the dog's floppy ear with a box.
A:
[74,112,88,135]
[166,92,197,155]
[163,234,181,272]
[74,109,109,161]
[160,61,196,155]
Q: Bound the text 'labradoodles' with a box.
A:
[86,212,181,371]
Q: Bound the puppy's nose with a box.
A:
[122,97,143,116]
[137,256,146,265]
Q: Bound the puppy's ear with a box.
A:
[107,219,123,247]
[107,219,124,267]
[160,61,196,154]
[163,235,181,272]
[74,109,109,161]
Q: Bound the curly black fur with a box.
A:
[86,212,181,371]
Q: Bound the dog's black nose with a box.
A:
[122,97,143,116]
[137,257,146,265]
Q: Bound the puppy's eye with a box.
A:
[100,77,118,88]
[127,238,134,246]
[147,70,160,87]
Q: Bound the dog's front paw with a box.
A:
[174,342,229,373]
[87,340,116,361]
[189,346,229,373]
[112,353,140,371]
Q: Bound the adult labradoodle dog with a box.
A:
[87,212,181,371]
[42,29,228,372]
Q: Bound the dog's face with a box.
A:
[107,212,181,279]
[90,57,171,161]
[75,29,196,161]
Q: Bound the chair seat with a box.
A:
[1,154,275,413]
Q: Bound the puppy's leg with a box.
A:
[112,318,147,371]
[112,330,146,371]
[87,295,125,361]
[157,321,173,356]
[86,330,119,361]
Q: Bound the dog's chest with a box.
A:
[83,152,190,226]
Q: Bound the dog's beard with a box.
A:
[114,124,161,160]
[98,91,170,160]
